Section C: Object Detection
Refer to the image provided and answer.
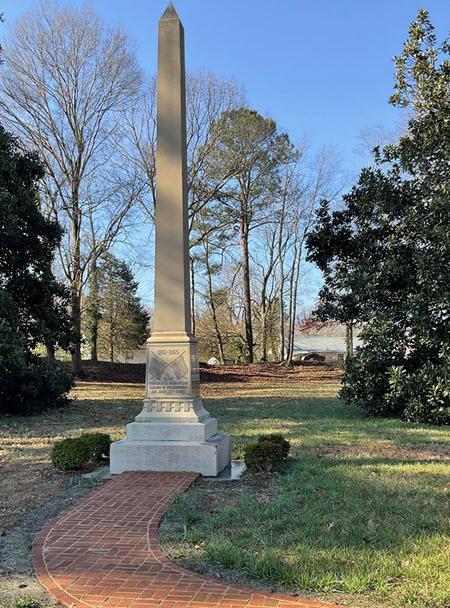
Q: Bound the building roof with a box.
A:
[293,336,361,354]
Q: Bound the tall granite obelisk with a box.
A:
[110,3,231,476]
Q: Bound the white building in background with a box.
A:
[99,345,147,364]
[292,336,361,362]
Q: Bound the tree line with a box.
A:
[0,2,344,373]
[1,4,448,425]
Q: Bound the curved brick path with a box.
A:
[33,472,346,608]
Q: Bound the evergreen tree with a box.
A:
[0,125,74,414]
[206,108,292,362]
[307,11,450,424]
[85,254,149,362]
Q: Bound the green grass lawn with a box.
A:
[1,363,449,608]
[161,392,450,608]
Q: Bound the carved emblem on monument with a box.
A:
[147,353,167,381]
[148,351,189,381]
[147,348,190,397]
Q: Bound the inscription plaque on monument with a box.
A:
[146,346,200,398]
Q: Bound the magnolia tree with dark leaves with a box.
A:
[0,125,74,414]
[307,11,450,424]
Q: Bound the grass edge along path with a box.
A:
[33,471,345,608]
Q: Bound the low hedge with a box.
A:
[257,433,290,459]
[80,433,112,462]
[244,433,291,473]
[51,432,111,471]
[50,437,92,471]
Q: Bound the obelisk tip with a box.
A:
[160,2,180,21]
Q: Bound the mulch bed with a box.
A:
[78,360,342,385]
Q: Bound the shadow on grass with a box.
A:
[164,399,450,606]
[3,393,449,461]
[204,396,450,452]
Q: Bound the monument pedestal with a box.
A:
[110,334,231,476]
[110,435,231,477]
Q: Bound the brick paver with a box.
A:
[33,471,346,608]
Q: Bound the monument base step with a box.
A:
[126,418,217,442]
[109,433,231,477]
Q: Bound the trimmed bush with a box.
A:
[244,440,286,473]
[80,432,111,462]
[257,433,290,459]
[50,437,91,471]
[51,432,112,471]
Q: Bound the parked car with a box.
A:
[301,352,326,362]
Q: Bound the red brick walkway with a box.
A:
[33,472,346,608]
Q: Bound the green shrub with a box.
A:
[50,437,91,471]
[244,440,286,473]
[257,433,290,459]
[0,320,74,416]
[50,432,112,471]
[0,123,75,418]
[80,432,111,462]
[341,345,450,425]
[14,600,42,608]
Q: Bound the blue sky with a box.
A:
[1,0,449,309]
[2,0,448,170]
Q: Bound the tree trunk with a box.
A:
[204,241,226,365]
[260,275,268,362]
[91,325,98,362]
[46,342,56,361]
[240,220,253,363]
[261,310,267,362]
[209,289,226,366]
[70,187,84,376]
[346,321,354,360]
[286,240,302,366]
[278,272,285,362]
[277,186,287,363]
[190,257,196,337]
[89,257,99,362]
[71,286,83,375]
[284,242,296,366]
[260,252,276,363]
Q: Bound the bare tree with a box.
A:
[284,146,347,365]
[0,2,142,373]
[186,72,246,238]
[124,71,246,224]
[274,143,307,360]
[354,120,408,168]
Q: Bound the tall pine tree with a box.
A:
[84,253,149,362]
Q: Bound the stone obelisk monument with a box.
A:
[110,3,231,476]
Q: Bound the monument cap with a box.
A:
[160,2,180,21]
